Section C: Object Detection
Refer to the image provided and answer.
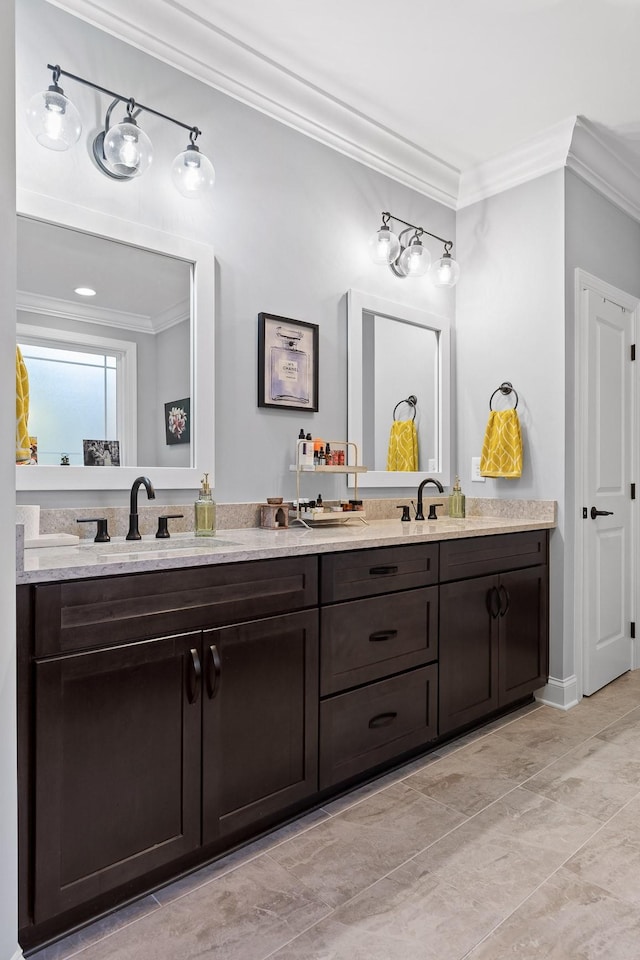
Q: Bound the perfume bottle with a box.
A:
[270,326,310,404]
[195,473,216,536]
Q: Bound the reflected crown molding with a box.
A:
[16,290,189,335]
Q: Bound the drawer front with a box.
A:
[320,587,438,695]
[319,664,438,789]
[320,544,438,603]
[440,530,548,583]
[34,556,318,657]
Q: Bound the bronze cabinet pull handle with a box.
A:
[369,630,398,642]
[368,712,398,729]
[187,647,201,704]
[206,644,222,699]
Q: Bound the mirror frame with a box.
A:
[16,189,215,491]
[347,289,451,488]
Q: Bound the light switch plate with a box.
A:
[471,457,486,482]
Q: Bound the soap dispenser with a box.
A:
[195,473,216,536]
[448,476,466,519]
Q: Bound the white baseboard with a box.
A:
[535,675,580,710]
[9,948,24,960]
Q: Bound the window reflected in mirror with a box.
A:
[16,216,192,470]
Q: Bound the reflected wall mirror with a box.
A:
[347,289,451,488]
[16,191,214,491]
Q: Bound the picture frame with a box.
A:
[258,313,319,412]
[83,439,120,466]
[164,398,191,445]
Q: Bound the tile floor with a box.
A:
[31,670,640,960]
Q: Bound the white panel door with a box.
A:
[583,290,633,695]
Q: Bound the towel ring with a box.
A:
[393,395,417,421]
[489,381,518,410]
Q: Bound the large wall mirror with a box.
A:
[16,191,214,491]
[347,289,451,488]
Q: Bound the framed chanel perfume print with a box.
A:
[258,313,319,411]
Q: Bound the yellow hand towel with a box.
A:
[16,346,31,464]
[387,419,418,471]
[480,409,523,478]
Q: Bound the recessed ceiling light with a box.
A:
[74,286,97,297]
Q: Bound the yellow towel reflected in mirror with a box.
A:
[387,419,418,471]
[16,346,31,464]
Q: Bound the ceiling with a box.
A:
[51,0,640,205]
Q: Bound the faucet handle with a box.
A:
[156,514,184,539]
[427,503,444,521]
[396,505,411,522]
[77,517,110,543]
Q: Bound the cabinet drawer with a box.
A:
[320,587,438,695]
[320,544,438,603]
[33,556,318,657]
[440,530,548,582]
[319,665,438,789]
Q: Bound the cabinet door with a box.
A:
[498,566,549,705]
[439,575,499,735]
[33,632,202,924]
[202,610,318,845]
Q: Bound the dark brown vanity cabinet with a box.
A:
[318,544,440,788]
[32,631,203,923]
[439,531,549,736]
[19,557,318,943]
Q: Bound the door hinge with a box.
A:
[632,483,636,500]
[632,344,636,361]
[631,622,636,639]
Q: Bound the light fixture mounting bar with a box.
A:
[47,63,201,137]
[382,211,453,250]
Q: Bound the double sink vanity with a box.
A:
[16,511,553,951]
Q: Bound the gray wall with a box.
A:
[456,171,566,680]
[1,0,18,952]
[16,0,456,507]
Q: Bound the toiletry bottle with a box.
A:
[449,476,466,518]
[318,446,326,466]
[325,442,333,465]
[195,473,216,536]
[305,433,314,466]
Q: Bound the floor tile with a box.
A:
[404,749,521,816]
[267,916,425,960]
[30,897,160,960]
[154,807,330,905]
[563,795,640,905]
[525,737,640,821]
[594,706,640,756]
[268,781,465,908]
[465,868,640,959]
[60,857,331,960]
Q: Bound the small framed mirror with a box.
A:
[347,289,451,488]
[15,191,214,491]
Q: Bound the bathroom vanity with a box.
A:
[16,518,551,950]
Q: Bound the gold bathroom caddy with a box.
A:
[289,439,368,529]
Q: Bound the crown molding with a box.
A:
[457,117,577,209]
[46,0,460,207]
[566,116,640,223]
[15,289,187,333]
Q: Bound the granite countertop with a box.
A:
[17,515,556,584]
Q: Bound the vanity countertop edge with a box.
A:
[17,515,557,585]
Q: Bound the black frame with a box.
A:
[164,398,191,445]
[258,313,319,412]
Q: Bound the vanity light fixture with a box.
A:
[27,64,215,198]
[369,212,460,287]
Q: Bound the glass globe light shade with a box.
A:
[103,117,153,178]
[430,252,460,288]
[26,84,82,151]
[397,239,431,278]
[171,144,215,198]
[368,225,400,265]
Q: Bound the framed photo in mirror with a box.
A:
[165,398,191,445]
[258,313,319,412]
